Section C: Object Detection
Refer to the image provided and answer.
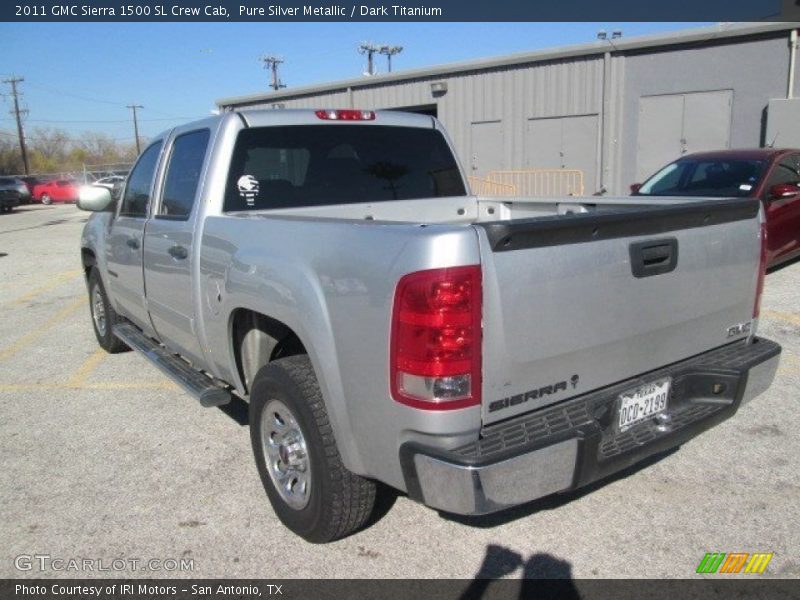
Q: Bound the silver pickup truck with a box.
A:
[78,109,781,543]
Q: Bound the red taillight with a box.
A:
[753,222,768,318]
[314,109,376,121]
[390,266,482,410]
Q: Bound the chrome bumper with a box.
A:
[401,338,781,516]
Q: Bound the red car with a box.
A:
[632,149,800,268]
[32,179,80,204]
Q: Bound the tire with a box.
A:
[41,194,51,205]
[87,267,128,353]
[249,355,376,543]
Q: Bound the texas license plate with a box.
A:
[617,377,671,432]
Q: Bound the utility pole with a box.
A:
[126,104,143,154]
[358,43,381,76]
[379,45,403,72]
[259,56,286,91]
[3,76,30,175]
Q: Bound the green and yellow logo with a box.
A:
[696,552,774,574]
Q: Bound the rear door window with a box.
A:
[223,125,466,211]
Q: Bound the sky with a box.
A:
[0,22,711,143]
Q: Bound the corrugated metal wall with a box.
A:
[233,30,794,195]
[243,58,605,189]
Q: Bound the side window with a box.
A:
[120,142,163,217]
[158,129,210,219]
[764,154,800,195]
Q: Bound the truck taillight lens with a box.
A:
[314,109,376,121]
[753,222,768,318]
[390,266,482,410]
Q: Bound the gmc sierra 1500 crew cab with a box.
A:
[78,109,781,543]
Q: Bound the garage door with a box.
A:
[636,90,732,181]
[525,115,599,193]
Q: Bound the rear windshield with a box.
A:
[223,125,466,211]
[637,158,767,197]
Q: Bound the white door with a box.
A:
[470,120,504,176]
[683,90,732,155]
[636,95,684,182]
[636,90,732,182]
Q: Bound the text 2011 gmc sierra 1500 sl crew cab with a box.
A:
[78,109,781,543]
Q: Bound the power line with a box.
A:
[0,116,204,124]
[23,80,204,121]
[126,104,143,154]
[24,81,125,106]
[259,55,286,91]
[0,129,138,142]
[3,76,29,174]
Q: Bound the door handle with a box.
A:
[629,238,678,278]
[168,245,188,260]
[126,238,140,250]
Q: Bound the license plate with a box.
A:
[617,377,671,432]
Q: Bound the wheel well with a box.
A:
[81,248,96,279]
[231,309,306,393]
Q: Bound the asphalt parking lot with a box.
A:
[1,203,799,580]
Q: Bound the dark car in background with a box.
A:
[632,149,800,268]
[0,176,30,212]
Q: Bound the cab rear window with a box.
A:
[223,125,466,211]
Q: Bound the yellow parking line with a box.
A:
[0,297,84,361]
[10,269,82,306]
[782,351,800,366]
[762,310,800,328]
[776,350,800,376]
[65,348,107,387]
[0,382,177,392]
[81,382,178,390]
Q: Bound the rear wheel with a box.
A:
[249,355,376,543]
[41,194,51,205]
[88,268,128,353]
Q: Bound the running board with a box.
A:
[112,322,231,407]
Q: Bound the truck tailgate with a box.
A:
[476,198,762,426]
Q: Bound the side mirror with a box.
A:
[78,185,114,212]
[629,183,642,195]
[769,183,799,201]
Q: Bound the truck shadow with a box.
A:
[460,545,581,598]
[441,447,678,529]
[216,393,249,426]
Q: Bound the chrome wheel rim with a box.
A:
[42,195,51,205]
[91,285,107,336]
[261,399,311,510]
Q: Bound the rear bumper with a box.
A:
[400,337,781,516]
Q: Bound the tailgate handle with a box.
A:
[629,238,678,278]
